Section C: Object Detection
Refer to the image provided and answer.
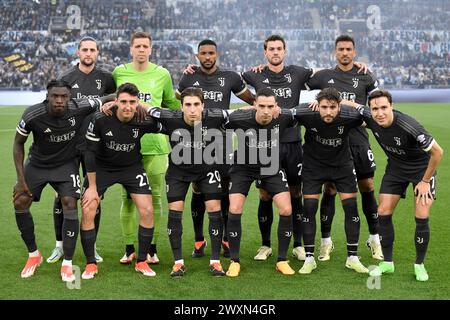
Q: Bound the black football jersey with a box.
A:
[242,65,312,143]
[306,65,379,146]
[177,67,247,110]
[58,64,116,99]
[85,111,161,170]
[357,106,434,177]
[294,104,363,167]
[224,109,297,173]
[148,108,227,175]
[16,98,102,168]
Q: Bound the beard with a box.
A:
[339,58,352,66]
[200,60,216,70]
[268,57,283,67]
[80,59,95,67]
[320,115,335,123]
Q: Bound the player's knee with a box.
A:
[279,208,292,216]
[205,201,221,212]
[414,200,433,217]
[138,202,153,217]
[169,200,184,212]
[259,189,272,201]
[87,202,98,216]
[60,196,77,210]
[377,204,391,215]
[139,211,153,226]
[81,205,97,224]
[229,203,243,214]
[358,178,374,192]
[415,211,430,219]
[228,211,242,218]
[13,195,32,211]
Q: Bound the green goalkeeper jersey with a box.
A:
[112,62,180,155]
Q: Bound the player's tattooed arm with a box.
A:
[237,88,255,105]
[12,133,32,201]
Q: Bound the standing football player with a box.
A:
[112,32,180,265]
[46,36,116,265]
[347,90,443,281]
[177,39,254,259]
[305,35,382,262]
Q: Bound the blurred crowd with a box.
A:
[1,0,449,89]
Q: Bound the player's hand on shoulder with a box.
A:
[101,101,116,116]
[308,100,319,111]
[251,64,267,73]
[354,61,369,74]
[136,104,151,122]
[13,181,32,202]
[184,64,198,75]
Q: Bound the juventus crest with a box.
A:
[201,126,208,137]
[132,128,139,138]
[394,137,401,146]
[284,73,292,83]
[352,78,359,88]
[218,77,225,87]
[273,124,280,134]
[96,79,102,90]
[338,126,344,134]
[68,117,76,126]
[202,127,208,137]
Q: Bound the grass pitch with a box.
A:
[0,103,449,300]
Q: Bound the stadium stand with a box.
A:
[1,0,449,90]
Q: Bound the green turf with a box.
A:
[0,103,449,300]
